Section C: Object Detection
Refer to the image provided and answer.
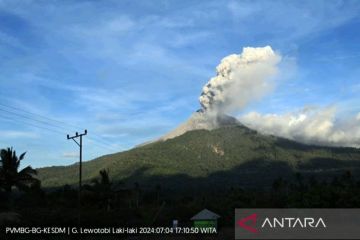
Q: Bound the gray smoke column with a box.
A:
[199,46,282,113]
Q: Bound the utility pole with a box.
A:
[67,129,87,225]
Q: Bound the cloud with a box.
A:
[0,130,38,139]
[240,106,360,148]
[69,15,136,42]
[0,0,359,168]
[226,0,360,43]
[199,46,282,113]
[62,152,78,159]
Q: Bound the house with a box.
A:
[190,209,220,230]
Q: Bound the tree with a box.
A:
[92,169,112,191]
[0,147,39,192]
[90,169,113,210]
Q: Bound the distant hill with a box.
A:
[37,123,360,191]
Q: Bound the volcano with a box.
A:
[34,46,360,193]
[160,110,241,141]
[37,111,360,192]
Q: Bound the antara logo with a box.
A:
[262,217,327,228]
[237,214,326,233]
[237,213,258,233]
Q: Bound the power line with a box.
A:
[0,103,118,151]
[87,137,118,152]
[0,107,68,131]
[0,103,113,144]
[0,102,79,128]
[0,113,117,152]
[0,114,66,135]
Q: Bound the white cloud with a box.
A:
[62,152,78,159]
[240,107,360,148]
[0,130,38,139]
[1,0,359,167]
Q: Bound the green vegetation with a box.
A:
[37,125,360,190]
[2,167,360,229]
[0,147,39,192]
[2,125,359,235]
[1,147,360,238]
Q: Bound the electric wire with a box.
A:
[0,108,117,152]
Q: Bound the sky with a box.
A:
[0,0,359,168]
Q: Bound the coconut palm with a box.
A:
[0,147,39,192]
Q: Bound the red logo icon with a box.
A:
[237,213,258,233]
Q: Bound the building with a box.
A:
[190,209,220,230]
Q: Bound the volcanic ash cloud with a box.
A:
[160,46,282,141]
[240,107,360,148]
[199,46,282,114]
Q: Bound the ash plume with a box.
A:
[159,46,282,141]
[160,46,359,148]
[199,46,282,114]
[240,107,360,148]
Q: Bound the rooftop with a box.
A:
[191,209,220,220]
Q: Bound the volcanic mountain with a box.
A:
[159,110,240,141]
[38,111,360,192]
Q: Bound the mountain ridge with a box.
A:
[37,122,360,189]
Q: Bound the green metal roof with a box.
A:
[191,209,220,220]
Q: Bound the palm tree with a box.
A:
[0,147,39,192]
